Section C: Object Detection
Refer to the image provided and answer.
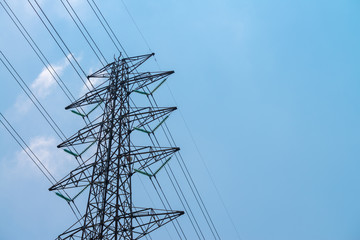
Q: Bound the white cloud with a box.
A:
[14,55,70,114]
[31,57,69,98]
[79,77,102,96]
[14,94,32,114]
[4,136,74,180]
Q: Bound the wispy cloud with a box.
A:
[14,55,70,114]
[79,72,102,96]
[2,136,74,180]
[31,57,69,98]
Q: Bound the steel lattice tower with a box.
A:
[50,53,184,239]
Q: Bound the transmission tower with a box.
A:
[50,53,184,239]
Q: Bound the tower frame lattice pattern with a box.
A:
[50,53,184,240]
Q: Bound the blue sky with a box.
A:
[0,0,360,239]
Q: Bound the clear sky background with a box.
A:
[0,0,360,239]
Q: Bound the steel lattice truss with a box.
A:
[51,53,184,240]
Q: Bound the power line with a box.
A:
[53,6,185,238]
[90,1,222,236]
[2,2,183,238]
[46,55,185,239]
[165,92,243,239]
[145,122,206,240]
[0,50,95,175]
[1,2,105,197]
[28,0,92,91]
[1,0,106,126]
[152,177,187,240]
[0,113,82,219]
[83,1,223,238]
[55,3,193,237]
[60,0,108,66]
[128,98,204,239]
[0,0,89,118]
[86,0,128,57]
[118,1,242,238]
[3,0,231,238]
[0,0,74,103]
[119,0,152,56]
[0,51,66,141]
[137,84,221,239]
[10,6,176,238]
[78,2,209,237]
[0,113,55,184]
